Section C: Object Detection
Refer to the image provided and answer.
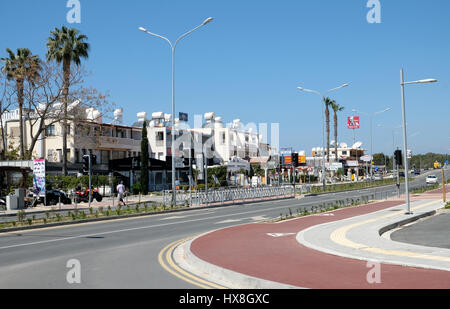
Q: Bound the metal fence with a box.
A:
[162,185,296,207]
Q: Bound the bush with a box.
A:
[131,183,141,195]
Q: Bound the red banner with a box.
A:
[348,116,360,129]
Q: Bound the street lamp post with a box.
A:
[139,17,213,206]
[352,108,391,180]
[400,69,437,214]
[297,84,349,189]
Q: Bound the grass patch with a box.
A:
[310,178,407,194]
[0,202,190,231]
[274,195,373,223]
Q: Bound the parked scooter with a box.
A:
[73,186,103,203]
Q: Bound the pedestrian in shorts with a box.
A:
[117,181,126,206]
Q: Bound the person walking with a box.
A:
[116,181,126,206]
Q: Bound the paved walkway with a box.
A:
[178,190,450,289]
[0,194,163,217]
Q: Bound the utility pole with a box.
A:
[88,154,92,209]
[443,168,447,203]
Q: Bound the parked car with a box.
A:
[398,171,405,177]
[426,175,438,185]
[414,169,421,175]
[373,174,383,181]
[33,189,72,207]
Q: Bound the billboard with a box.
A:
[284,156,292,164]
[179,112,188,122]
[347,116,360,129]
[33,159,46,197]
[299,155,306,164]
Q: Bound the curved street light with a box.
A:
[139,18,214,205]
[400,69,437,215]
[297,83,349,188]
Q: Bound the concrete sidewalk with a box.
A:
[297,199,450,271]
[173,196,450,289]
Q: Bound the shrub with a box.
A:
[18,210,26,222]
[131,183,141,195]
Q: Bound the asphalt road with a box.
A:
[391,210,450,249]
[0,169,445,289]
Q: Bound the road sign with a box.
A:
[361,155,372,162]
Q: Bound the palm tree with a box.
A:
[1,48,41,159]
[47,26,89,175]
[323,97,334,163]
[331,102,345,162]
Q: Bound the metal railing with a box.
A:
[162,185,296,207]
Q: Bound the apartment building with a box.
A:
[1,107,142,175]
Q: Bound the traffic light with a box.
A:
[82,155,90,174]
[183,157,190,166]
[394,150,403,166]
[292,153,299,167]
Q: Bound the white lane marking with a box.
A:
[215,219,242,224]
[159,216,187,221]
[250,216,268,221]
[0,190,398,251]
[267,233,296,238]
[314,213,335,217]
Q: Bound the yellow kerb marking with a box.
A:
[330,200,450,262]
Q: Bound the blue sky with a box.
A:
[1,0,449,155]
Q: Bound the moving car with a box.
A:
[426,175,438,185]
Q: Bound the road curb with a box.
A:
[173,232,302,289]
[378,209,438,236]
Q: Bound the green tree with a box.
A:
[323,97,334,163]
[331,102,344,162]
[46,26,89,175]
[373,153,390,167]
[1,48,41,159]
[140,121,149,195]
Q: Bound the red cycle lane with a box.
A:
[190,200,450,289]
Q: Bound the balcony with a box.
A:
[75,136,140,150]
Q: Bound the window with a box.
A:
[101,150,109,164]
[75,149,80,163]
[221,133,226,144]
[156,132,164,141]
[45,125,56,137]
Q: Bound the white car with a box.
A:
[426,175,438,185]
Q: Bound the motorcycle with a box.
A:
[73,187,103,203]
